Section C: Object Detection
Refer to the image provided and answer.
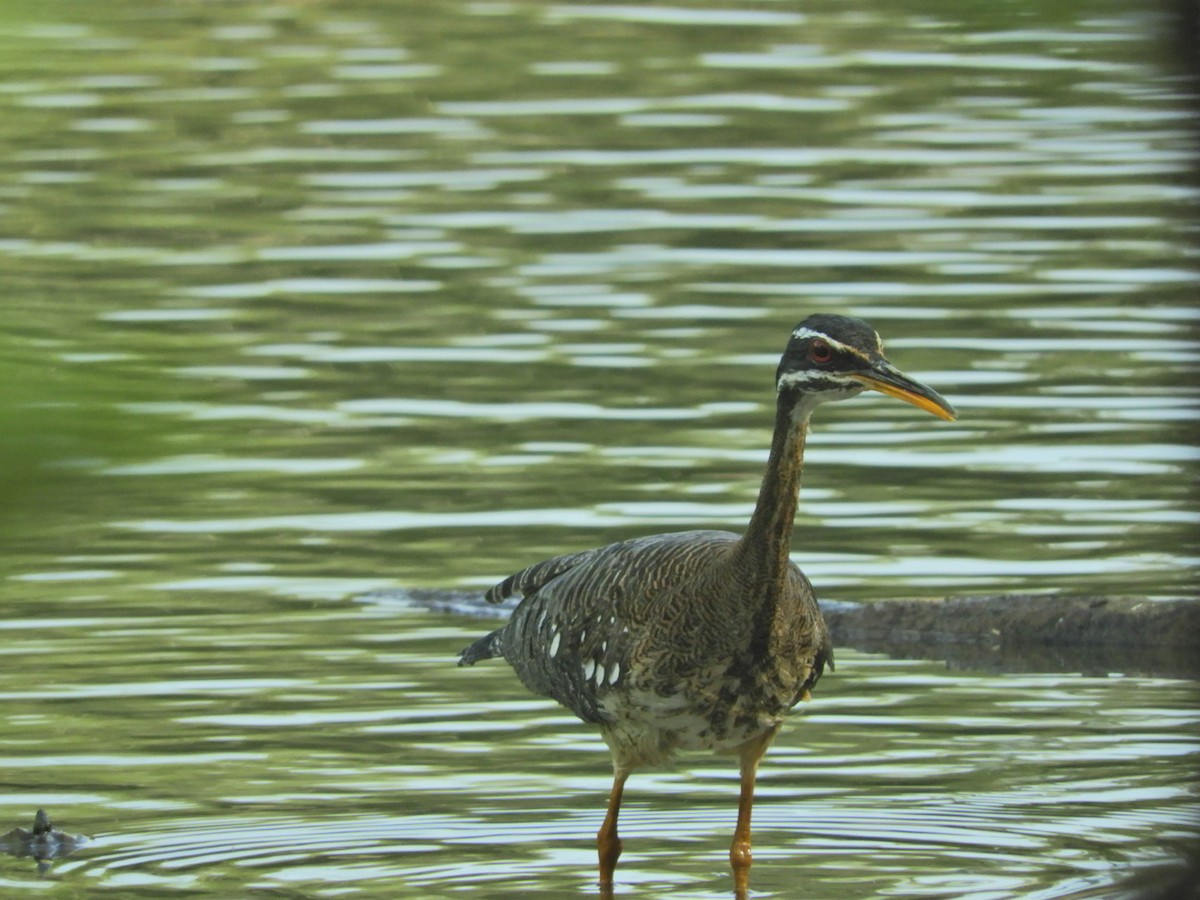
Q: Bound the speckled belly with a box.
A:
[597,664,807,768]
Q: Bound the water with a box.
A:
[1,0,1198,896]
[4,600,1198,898]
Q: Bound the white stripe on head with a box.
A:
[789,328,873,363]
[796,326,883,350]
[775,371,865,420]
[776,370,862,392]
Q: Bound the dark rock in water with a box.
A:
[821,595,1200,678]
[1,809,89,864]
[378,587,1200,679]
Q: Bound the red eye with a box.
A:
[808,339,832,364]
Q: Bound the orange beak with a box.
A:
[851,362,957,421]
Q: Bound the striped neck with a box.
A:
[733,391,812,589]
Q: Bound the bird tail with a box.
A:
[457,629,503,667]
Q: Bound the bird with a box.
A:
[458,313,956,898]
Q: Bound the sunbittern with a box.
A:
[459,314,956,896]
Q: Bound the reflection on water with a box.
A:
[1,0,1198,896]
[2,600,1197,899]
[2,0,1196,598]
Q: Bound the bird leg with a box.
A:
[731,727,778,899]
[597,767,630,895]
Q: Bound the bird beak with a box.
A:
[851,361,957,421]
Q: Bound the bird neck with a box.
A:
[733,391,813,588]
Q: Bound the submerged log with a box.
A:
[378,589,1200,679]
[820,595,1200,678]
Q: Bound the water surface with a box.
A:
[0,0,1197,896]
[4,599,1199,898]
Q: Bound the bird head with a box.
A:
[776,314,956,421]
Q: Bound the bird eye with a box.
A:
[808,339,832,364]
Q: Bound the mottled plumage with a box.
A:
[458,314,955,898]
[465,530,830,764]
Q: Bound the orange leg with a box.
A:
[730,727,778,900]
[597,767,630,896]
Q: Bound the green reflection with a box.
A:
[0,0,1198,896]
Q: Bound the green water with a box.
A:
[1,0,1197,896]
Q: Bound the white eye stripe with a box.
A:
[791,326,884,356]
[790,329,855,356]
[776,370,858,391]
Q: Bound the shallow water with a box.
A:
[4,598,1199,898]
[0,0,1198,896]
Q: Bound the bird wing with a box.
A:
[484,546,603,604]
[494,531,741,723]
